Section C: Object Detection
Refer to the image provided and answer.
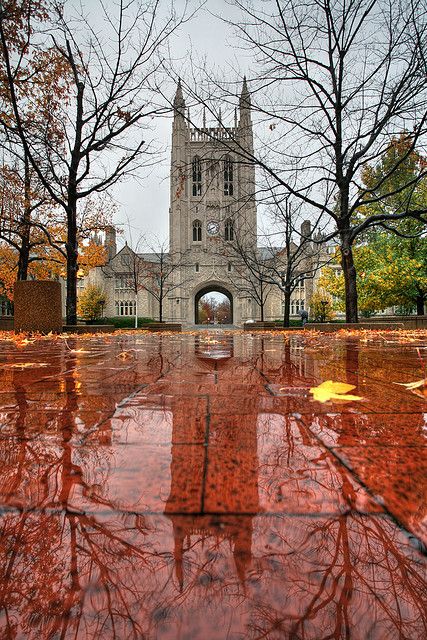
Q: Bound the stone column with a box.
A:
[14,280,62,333]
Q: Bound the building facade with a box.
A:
[85,80,321,326]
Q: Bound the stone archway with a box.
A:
[195,285,233,325]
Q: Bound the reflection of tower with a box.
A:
[168,516,254,592]
[165,336,260,590]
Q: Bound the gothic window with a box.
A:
[224,156,233,196]
[0,298,12,316]
[224,218,234,241]
[192,156,202,196]
[115,276,133,290]
[193,219,202,242]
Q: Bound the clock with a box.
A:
[206,220,220,236]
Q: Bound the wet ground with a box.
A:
[0,329,426,639]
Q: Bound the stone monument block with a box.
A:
[14,280,62,333]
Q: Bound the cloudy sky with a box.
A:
[109,0,251,248]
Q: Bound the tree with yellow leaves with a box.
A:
[321,138,427,315]
[77,285,106,322]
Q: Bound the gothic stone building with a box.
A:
[85,80,321,326]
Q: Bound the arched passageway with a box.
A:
[195,286,233,325]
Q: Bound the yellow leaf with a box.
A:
[310,380,363,403]
[394,379,426,390]
[2,362,48,369]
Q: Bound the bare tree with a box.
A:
[113,237,154,328]
[0,0,191,323]
[177,0,427,322]
[138,238,190,322]
[222,238,273,322]
[224,195,328,326]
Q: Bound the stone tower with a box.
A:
[168,78,257,325]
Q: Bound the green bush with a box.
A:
[274,318,301,327]
[93,316,154,328]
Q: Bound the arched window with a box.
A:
[224,156,233,196]
[193,219,202,242]
[192,156,202,196]
[224,218,234,241]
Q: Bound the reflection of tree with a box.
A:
[0,337,426,638]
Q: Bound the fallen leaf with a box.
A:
[310,380,363,403]
[394,379,426,390]
[1,362,49,369]
[117,351,134,360]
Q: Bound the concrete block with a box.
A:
[14,280,62,333]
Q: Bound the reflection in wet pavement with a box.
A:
[0,331,426,639]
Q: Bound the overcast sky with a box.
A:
[109,0,250,249]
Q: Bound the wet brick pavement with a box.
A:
[0,330,426,639]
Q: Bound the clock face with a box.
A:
[207,220,220,236]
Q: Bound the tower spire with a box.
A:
[239,75,252,135]
[173,78,186,116]
[239,75,251,111]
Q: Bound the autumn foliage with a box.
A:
[77,285,107,322]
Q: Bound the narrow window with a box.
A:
[193,219,202,242]
[192,156,202,196]
[195,262,200,272]
[224,218,234,241]
[224,156,233,196]
[227,262,232,272]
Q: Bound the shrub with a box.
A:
[77,285,107,322]
[95,316,154,328]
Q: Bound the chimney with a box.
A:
[300,220,312,241]
[105,226,117,261]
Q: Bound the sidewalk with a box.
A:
[0,330,426,639]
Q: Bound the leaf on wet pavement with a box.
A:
[394,379,426,390]
[309,380,363,403]
[1,362,49,369]
[117,350,135,360]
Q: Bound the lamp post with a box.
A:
[320,300,328,323]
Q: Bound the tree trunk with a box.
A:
[66,207,78,325]
[159,295,163,322]
[416,294,425,315]
[282,290,291,327]
[17,155,31,281]
[260,300,264,321]
[66,81,84,326]
[135,294,138,328]
[340,241,358,323]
